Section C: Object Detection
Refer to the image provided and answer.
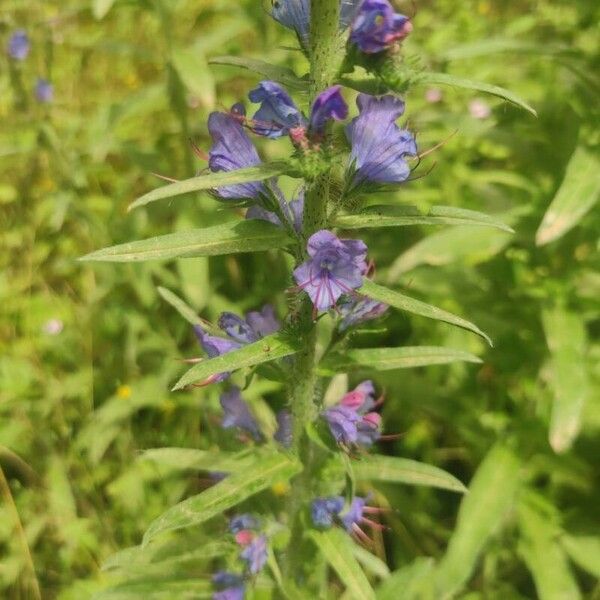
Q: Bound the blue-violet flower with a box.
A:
[220,388,262,440]
[311,496,345,528]
[274,409,293,448]
[240,535,268,575]
[338,296,389,331]
[246,188,304,233]
[229,514,258,534]
[35,78,53,104]
[7,30,29,60]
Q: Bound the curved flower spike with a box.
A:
[350,0,412,54]
[208,107,266,200]
[346,94,417,189]
[293,230,368,311]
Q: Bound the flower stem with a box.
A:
[284,0,342,590]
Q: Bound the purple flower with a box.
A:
[346,94,417,189]
[35,78,53,103]
[274,409,293,448]
[340,0,363,28]
[293,230,368,311]
[213,572,244,588]
[213,586,245,600]
[229,514,258,534]
[311,496,344,528]
[220,388,262,439]
[194,306,280,384]
[208,107,265,199]
[338,296,389,330]
[7,30,29,61]
[248,81,306,139]
[246,189,304,233]
[240,535,268,575]
[356,412,382,446]
[350,0,412,54]
[309,86,348,136]
[322,406,361,445]
[340,497,367,533]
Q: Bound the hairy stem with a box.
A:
[284,0,342,589]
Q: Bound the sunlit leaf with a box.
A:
[321,346,482,374]
[143,451,301,545]
[80,220,291,263]
[128,162,288,210]
[335,204,514,233]
[309,529,376,600]
[542,307,590,453]
[92,0,116,20]
[536,146,600,246]
[138,448,256,473]
[434,444,520,598]
[157,287,200,326]
[376,558,435,600]
[171,47,215,106]
[560,535,600,578]
[172,332,299,390]
[352,545,390,580]
[353,455,467,494]
[360,280,492,346]
[209,56,306,89]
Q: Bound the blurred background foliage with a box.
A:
[0,0,598,598]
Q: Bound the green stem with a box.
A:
[284,0,343,590]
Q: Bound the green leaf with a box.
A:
[434,444,520,598]
[157,287,200,326]
[128,162,287,211]
[360,280,492,346]
[414,71,537,116]
[308,529,376,600]
[353,455,467,494]
[92,0,116,20]
[518,501,581,600]
[560,535,600,578]
[209,56,306,89]
[138,448,256,473]
[80,220,291,263]
[92,578,211,600]
[334,204,514,233]
[172,332,299,390]
[321,346,482,374]
[439,38,574,61]
[143,451,301,545]
[171,48,215,106]
[542,307,590,453]
[376,558,435,600]
[536,146,600,246]
[352,545,390,580]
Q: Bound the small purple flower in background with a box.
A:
[322,405,361,445]
[338,296,388,331]
[274,409,293,448]
[469,98,492,119]
[246,188,304,233]
[425,88,443,103]
[340,496,367,532]
[7,30,30,61]
[220,388,262,440]
[208,107,266,200]
[229,514,258,534]
[35,78,53,103]
[212,572,245,600]
[350,0,412,54]
[194,306,280,384]
[293,230,368,312]
[249,81,306,139]
[346,94,417,190]
[240,535,268,574]
[311,496,344,528]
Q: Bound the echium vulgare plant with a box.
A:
[84,0,529,597]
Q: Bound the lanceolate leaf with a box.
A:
[560,535,600,579]
[157,286,222,335]
[335,204,514,233]
[434,444,520,598]
[172,332,299,390]
[138,448,256,473]
[80,220,291,263]
[353,455,467,494]
[321,346,482,374]
[209,56,306,89]
[143,451,301,545]
[413,71,537,116]
[376,558,435,600]
[309,529,376,600]
[360,280,492,346]
[542,307,590,454]
[128,162,288,210]
[92,578,211,600]
[536,146,600,246]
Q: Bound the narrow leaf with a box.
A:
[335,204,514,233]
[138,448,255,473]
[434,444,520,598]
[209,56,306,89]
[560,535,600,578]
[352,545,390,580]
[360,280,492,346]
[143,451,301,545]
[321,346,482,374]
[171,48,215,106]
[542,307,589,453]
[353,455,467,494]
[80,220,291,263]
[172,332,299,390]
[415,71,537,116]
[157,287,200,326]
[309,529,376,600]
[376,558,435,600]
[92,0,116,20]
[128,162,287,210]
[92,578,211,600]
[536,146,600,245]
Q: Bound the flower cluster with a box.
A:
[322,380,382,448]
